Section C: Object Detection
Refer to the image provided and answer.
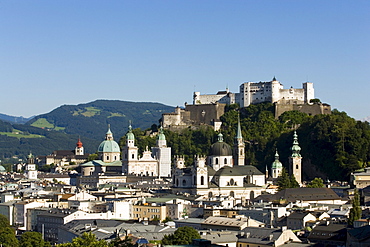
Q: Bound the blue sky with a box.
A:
[0,1,369,120]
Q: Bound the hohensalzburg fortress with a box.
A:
[193,77,314,107]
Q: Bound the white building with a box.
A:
[122,125,172,177]
[193,77,314,107]
[25,153,38,180]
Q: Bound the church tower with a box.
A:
[289,131,302,185]
[233,116,245,166]
[152,126,172,177]
[194,155,208,189]
[75,137,84,155]
[122,124,138,175]
[271,150,283,179]
[25,152,37,180]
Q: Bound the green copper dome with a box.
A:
[126,125,135,140]
[272,150,283,169]
[157,126,166,141]
[98,140,120,153]
[0,165,6,173]
[98,126,120,153]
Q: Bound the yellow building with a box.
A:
[132,203,167,221]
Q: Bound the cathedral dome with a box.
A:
[0,165,6,173]
[210,133,232,156]
[98,126,120,153]
[98,140,120,153]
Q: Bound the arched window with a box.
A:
[208,192,213,198]
[132,154,135,159]
[201,176,204,185]
[230,191,235,197]
[224,158,227,164]
[107,156,109,160]
[230,178,234,186]
[182,179,186,186]
[176,179,179,187]
[215,158,219,164]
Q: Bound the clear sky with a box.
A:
[0,1,369,120]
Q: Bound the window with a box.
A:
[224,158,227,164]
[132,154,135,159]
[201,176,204,185]
[215,158,219,164]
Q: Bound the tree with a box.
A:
[162,226,200,245]
[88,153,99,161]
[348,189,362,226]
[56,232,109,247]
[277,168,300,191]
[306,177,324,188]
[309,98,321,104]
[289,174,300,188]
[0,214,18,247]
[109,236,134,247]
[20,231,51,247]
[277,168,291,191]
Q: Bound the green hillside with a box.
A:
[0,120,99,161]
[123,103,370,181]
[26,100,175,141]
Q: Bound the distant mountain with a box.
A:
[0,119,99,161]
[0,113,33,124]
[26,100,175,141]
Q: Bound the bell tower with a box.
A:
[289,131,302,185]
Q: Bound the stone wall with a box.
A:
[275,102,331,118]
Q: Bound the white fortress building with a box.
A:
[193,77,315,107]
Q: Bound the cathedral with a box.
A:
[172,119,265,200]
[122,125,172,177]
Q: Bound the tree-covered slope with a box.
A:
[26,100,175,141]
[125,103,370,181]
[0,120,99,161]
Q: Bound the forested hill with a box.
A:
[0,119,99,161]
[0,113,33,124]
[26,100,175,141]
[127,103,370,181]
[219,103,370,180]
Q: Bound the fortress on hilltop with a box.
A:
[193,77,314,106]
[162,77,330,130]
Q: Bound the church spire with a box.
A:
[291,131,301,157]
[234,115,245,166]
[105,124,113,141]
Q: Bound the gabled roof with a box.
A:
[213,166,264,177]
[348,225,370,241]
[255,188,341,203]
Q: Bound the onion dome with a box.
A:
[126,124,135,140]
[291,131,301,157]
[210,133,232,156]
[76,138,83,148]
[272,150,283,169]
[98,126,120,153]
[157,126,166,141]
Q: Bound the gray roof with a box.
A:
[213,166,264,177]
[254,188,341,203]
[80,160,122,167]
